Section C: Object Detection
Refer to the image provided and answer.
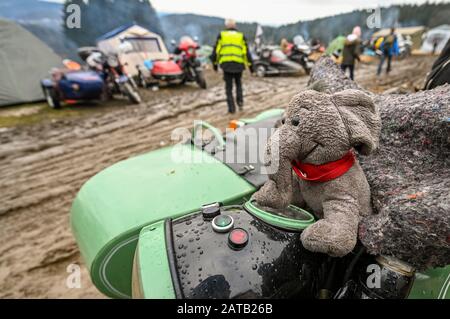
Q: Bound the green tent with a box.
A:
[0,19,62,106]
[197,45,213,65]
[325,35,346,55]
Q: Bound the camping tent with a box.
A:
[97,24,169,77]
[196,45,213,65]
[0,19,62,106]
[325,35,346,55]
[421,25,450,54]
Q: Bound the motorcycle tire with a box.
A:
[255,64,266,77]
[195,70,207,89]
[123,82,142,104]
[138,71,148,89]
[43,86,61,109]
[302,65,311,75]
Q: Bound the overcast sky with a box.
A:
[151,0,448,25]
[45,0,450,25]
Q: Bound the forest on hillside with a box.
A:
[1,0,449,59]
[62,0,163,47]
[162,2,450,45]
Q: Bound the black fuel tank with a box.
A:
[168,205,325,299]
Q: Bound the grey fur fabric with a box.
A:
[253,89,381,257]
[307,56,450,269]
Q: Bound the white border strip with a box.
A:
[99,235,140,299]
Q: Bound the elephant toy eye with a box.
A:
[291,118,300,126]
[281,118,285,124]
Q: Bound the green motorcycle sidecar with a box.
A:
[70,109,450,299]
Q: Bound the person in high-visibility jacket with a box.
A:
[211,19,253,114]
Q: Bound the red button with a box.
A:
[228,228,248,249]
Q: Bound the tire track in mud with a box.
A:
[0,72,306,298]
[0,57,435,298]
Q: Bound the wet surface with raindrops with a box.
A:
[170,205,326,298]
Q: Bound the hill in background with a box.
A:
[161,2,450,46]
[1,1,449,58]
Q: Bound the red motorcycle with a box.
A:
[173,36,207,89]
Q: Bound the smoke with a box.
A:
[381,6,400,28]
[183,24,204,42]
[300,22,310,40]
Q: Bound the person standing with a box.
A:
[341,33,361,80]
[377,28,399,76]
[211,19,253,114]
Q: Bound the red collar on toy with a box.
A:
[292,151,355,182]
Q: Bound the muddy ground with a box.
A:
[0,56,436,298]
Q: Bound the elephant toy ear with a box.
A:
[332,89,381,155]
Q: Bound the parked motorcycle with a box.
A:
[41,65,105,109]
[287,36,315,74]
[80,46,142,104]
[136,37,206,89]
[252,46,304,77]
[173,36,207,89]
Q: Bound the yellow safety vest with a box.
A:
[216,30,249,66]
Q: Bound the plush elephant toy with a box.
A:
[253,88,381,257]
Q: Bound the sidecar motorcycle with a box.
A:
[136,36,206,89]
[71,109,449,299]
[40,67,105,109]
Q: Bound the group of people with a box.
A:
[340,26,399,80]
[211,19,401,114]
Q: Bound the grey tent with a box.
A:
[0,19,62,106]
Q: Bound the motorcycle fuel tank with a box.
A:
[167,203,320,299]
